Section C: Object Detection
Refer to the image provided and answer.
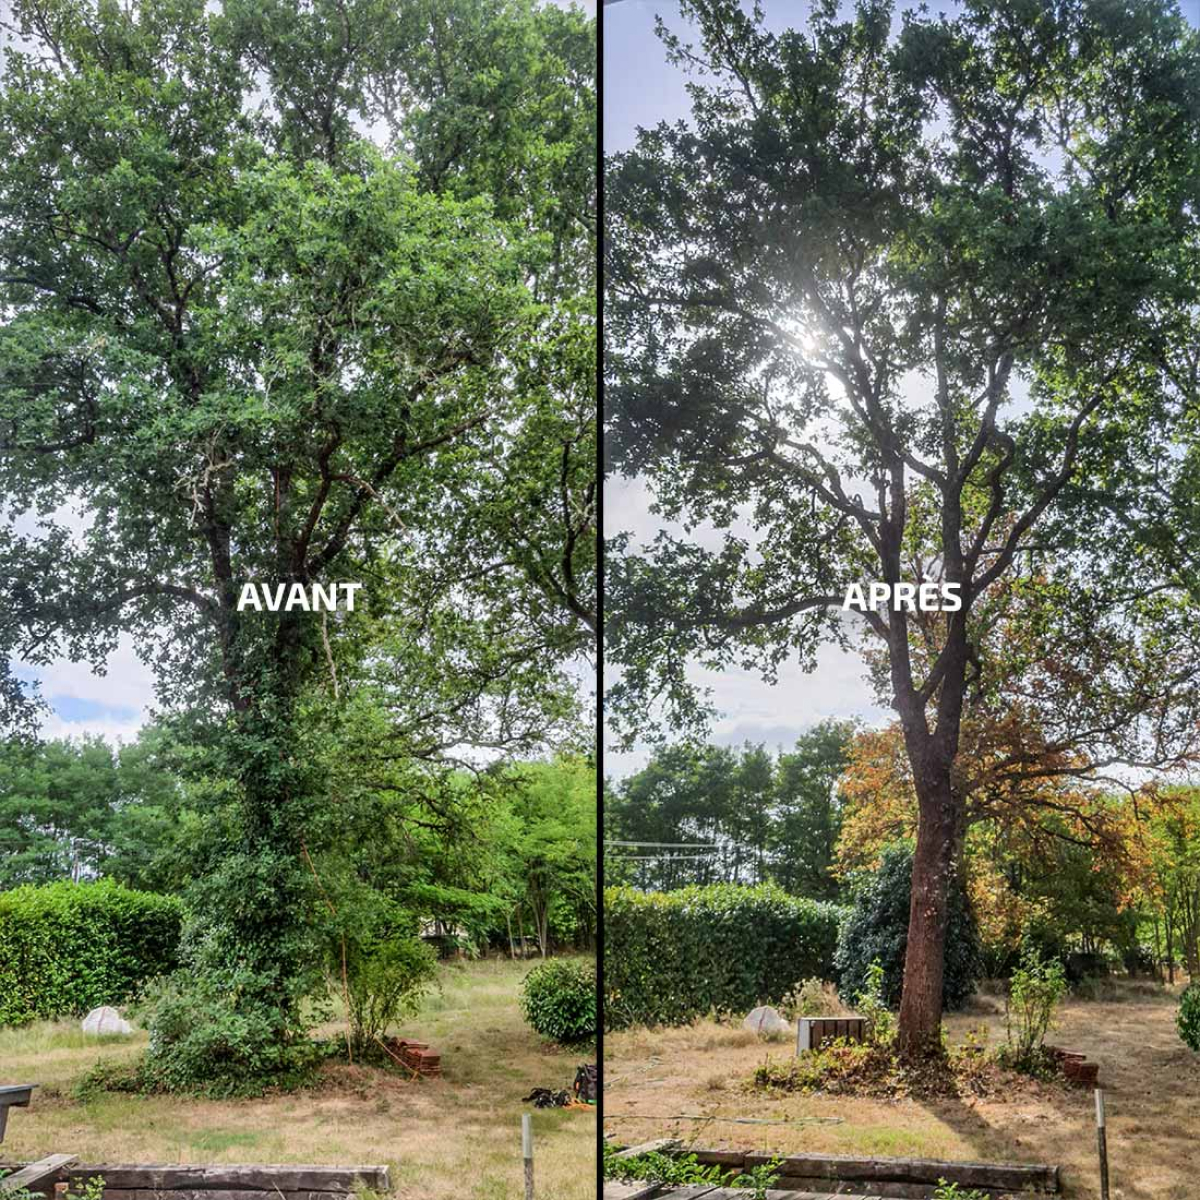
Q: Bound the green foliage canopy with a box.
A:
[605,723,853,897]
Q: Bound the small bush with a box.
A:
[737,1157,783,1198]
[342,932,437,1058]
[786,976,843,1018]
[0,881,182,1026]
[604,884,845,1029]
[834,844,981,1012]
[933,1183,988,1200]
[1178,983,1200,1052]
[854,960,895,1047]
[1002,942,1067,1074]
[520,958,596,1044]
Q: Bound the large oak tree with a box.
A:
[0,0,594,1086]
[606,0,1200,1053]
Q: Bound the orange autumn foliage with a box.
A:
[835,719,1160,954]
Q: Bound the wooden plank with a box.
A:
[98,1191,361,1200]
[1,1165,390,1193]
[1,1155,78,1194]
[686,1151,745,1168]
[733,1152,1058,1191]
[613,1139,682,1160]
[775,1179,935,1198]
[602,1184,666,1200]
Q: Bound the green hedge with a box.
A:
[0,880,183,1026]
[604,884,846,1030]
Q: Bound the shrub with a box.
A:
[1178,983,1200,1052]
[1002,942,1067,1073]
[853,960,894,1047]
[604,884,845,1030]
[520,958,596,1044]
[343,933,437,1057]
[0,881,182,1026]
[142,968,321,1096]
[787,976,844,1018]
[933,1184,988,1200]
[834,844,981,1012]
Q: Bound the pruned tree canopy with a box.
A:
[606,0,1200,1052]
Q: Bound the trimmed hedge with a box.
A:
[0,880,183,1026]
[604,884,846,1030]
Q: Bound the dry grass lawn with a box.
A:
[1,957,596,1200]
[604,979,1198,1200]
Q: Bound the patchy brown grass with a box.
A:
[604,979,1199,1200]
[1,957,596,1200]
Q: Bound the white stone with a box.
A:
[742,1005,790,1038]
[81,1005,133,1036]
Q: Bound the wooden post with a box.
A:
[1095,1087,1110,1200]
[522,1112,534,1200]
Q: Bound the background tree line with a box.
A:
[0,724,596,957]
[608,719,1200,986]
[604,720,853,899]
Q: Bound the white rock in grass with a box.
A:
[81,1006,133,1036]
[742,1005,789,1038]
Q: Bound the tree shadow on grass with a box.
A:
[911,998,1200,1200]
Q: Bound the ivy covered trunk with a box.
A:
[145,618,325,1089]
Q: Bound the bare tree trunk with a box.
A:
[897,768,961,1058]
[1166,897,1176,984]
[1183,888,1200,981]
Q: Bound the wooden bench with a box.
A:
[0,1088,35,1145]
[796,1016,867,1053]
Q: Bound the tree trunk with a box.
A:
[897,767,963,1058]
[1183,888,1200,981]
[537,898,549,959]
[1166,899,1176,984]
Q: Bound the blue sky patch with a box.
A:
[48,694,139,723]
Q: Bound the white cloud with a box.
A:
[22,637,157,713]
[17,635,157,743]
